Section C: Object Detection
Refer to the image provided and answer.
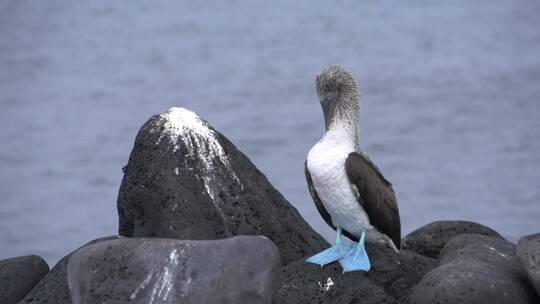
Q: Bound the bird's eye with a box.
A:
[323,92,337,103]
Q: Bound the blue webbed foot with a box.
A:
[306,243,353,266]
[339,228,371,272]
[306,227,352,267]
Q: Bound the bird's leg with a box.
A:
[306,227,352,267]
[339,228,371,273]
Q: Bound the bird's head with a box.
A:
[315,65,360,131]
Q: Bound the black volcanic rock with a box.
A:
[402,220,503,258]
[117,107,327,264]
[411,234,539,304]
[517,233,540,296]
[19,255,71,304]
[274,242,436,304]
[275,259,396,304]
[67,236,279,304]
[18,236,119,304]
[0,255,49,304]
[368,249,437,303]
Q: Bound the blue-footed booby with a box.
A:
[305,65,401,272]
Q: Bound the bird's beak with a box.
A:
[321,91,338,130]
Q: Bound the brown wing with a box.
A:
[345,152,401,248]
[304,161,359,242]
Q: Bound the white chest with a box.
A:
[306,131,372,236]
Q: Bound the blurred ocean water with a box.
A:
[0,0,539,265]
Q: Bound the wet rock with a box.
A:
[67,236,279,304]
[117,107,327,264]
[0,255,49,304]
[274,241,436,304]
[19,236,119,304]
[411,234,539,304]
[517,233,540,296]
[402,220,503,258]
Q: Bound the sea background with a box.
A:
[1,0,539,265]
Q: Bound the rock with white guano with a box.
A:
[117,107,327,265]
[411,234,539,304]
[66,236,279,304]
[517,233,540,296]
[274,241,436,304]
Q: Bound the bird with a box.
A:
[305,65,401,272]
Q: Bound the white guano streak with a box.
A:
[128,249,180,302]
[156,107,239,219]
[317,277,334,292]
[129,269,155,300]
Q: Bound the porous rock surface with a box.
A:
[411,234,539,304]
[18,236,120,304]
[117,107,327,265]
[0,255,49,304]
[517,233,540,296]
[401,220,503,258]
[67,236,279,304]
[275,242,436,304]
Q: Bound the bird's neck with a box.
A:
[325,92,360,148]
[325,117,359,149]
